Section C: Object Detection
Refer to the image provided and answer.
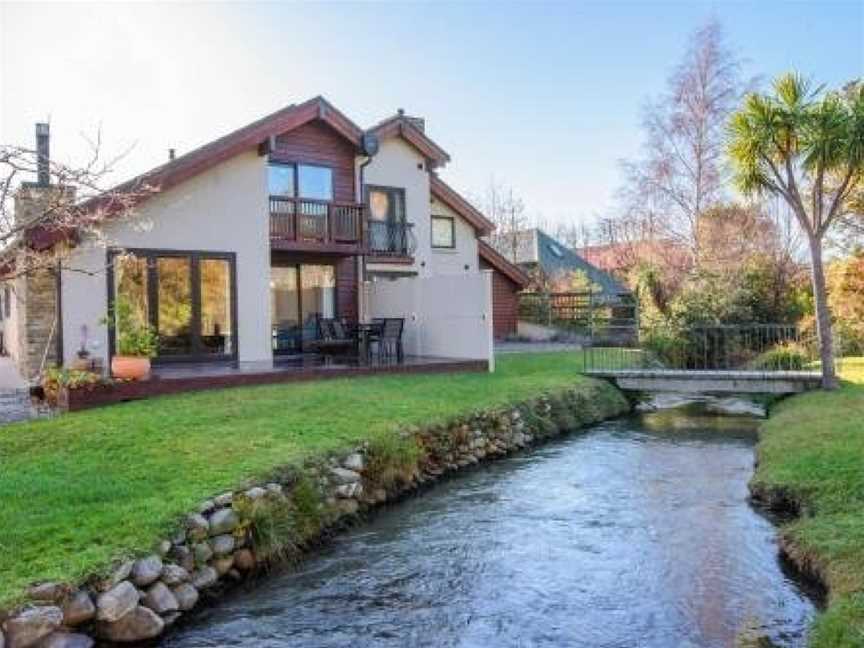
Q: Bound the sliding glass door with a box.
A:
[110,250,236,362]
[270,263,336,355]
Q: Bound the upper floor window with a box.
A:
[367,186,406,223]
[268,163,333,201]
[431,215,455,249]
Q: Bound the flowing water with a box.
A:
[164,396,815,648]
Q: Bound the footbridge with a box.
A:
[585,368,822,395]
[582,324,826,395]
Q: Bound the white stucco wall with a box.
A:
[428,196,479,276]
[367,270,494,367]
[60,150,272,366]
[363,138,429,276]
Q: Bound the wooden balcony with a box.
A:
[270,196,365,254]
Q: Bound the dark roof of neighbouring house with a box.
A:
[491,228,631,300]
[478,240,530,288]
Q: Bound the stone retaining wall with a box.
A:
[0,382,629,647]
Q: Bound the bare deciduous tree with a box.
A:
[621,19,746,264]
[0,128,156,280]
[481,177,529,263]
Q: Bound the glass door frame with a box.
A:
[270,261,338,356]
[106,248,238,364]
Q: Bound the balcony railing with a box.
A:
[367,221,417,258]
[269,196,364,246]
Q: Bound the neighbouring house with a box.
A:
[490,228,631,304]
[3,97,518,383]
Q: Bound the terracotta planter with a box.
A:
[111,355,151,381]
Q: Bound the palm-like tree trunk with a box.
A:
[807,233,838,389]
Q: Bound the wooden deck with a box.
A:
[585,369,823,395]
[61,355,488,412]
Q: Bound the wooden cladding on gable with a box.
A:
[270,121,356,203]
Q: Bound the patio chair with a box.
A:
[308,316,356,358]
[370,317,404,362]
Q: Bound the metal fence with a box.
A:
[583,324,825,373]
[519,290,638,345]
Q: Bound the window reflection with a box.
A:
[200,259,233,355]
[298,165,333,201]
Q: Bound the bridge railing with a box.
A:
[583,324,824,374]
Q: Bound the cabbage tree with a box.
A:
[728,74,864,388]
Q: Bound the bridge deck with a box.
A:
[585,369,822,394]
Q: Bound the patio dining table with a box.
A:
[355,321,384,361]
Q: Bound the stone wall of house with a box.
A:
[13,265,59,382]
[0,381,629,647]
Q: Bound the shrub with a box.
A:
[749,342,808,371]
[41,367,105,405]
[101,298,158,358]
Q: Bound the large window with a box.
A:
[268,163,333,201]
[367,186,405,223]
[270,263,336,355]
[110,250,236,361]
[431,215,455,249]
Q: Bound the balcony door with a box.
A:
[109,249,236,362]
[270,263,336,355]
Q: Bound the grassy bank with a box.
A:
[0,351,619,607]
[751,358,864,648]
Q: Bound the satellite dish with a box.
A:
[361,132,379,157]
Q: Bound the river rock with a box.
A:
[160,564,190,586]
[190,567,218,590]
[171,584,199,611]
[96,581,138,622]
[101,561,133,591]
[265,483,283,496]
[185,513,210,540]
[130,555,163,586]
[26,583,65,603]
[214,492,233,507]
[193,542,213,564]
[34,631,94,648]
[198,500,215,514]
[207,509,239,536]
[212,556,234,576]
[61,591,95,626]
[335,483,362,499]
[162,611,182,627]
[0,628,4,648]
[233,549,255,571]
[329,467,362,484]
[3,606,63,648]
[210,534,235,556]
[170,545,195,573]
[342,453,365,472]
[98,606,164,643]
[244,487,266,501]
[156,540,172,557]
[142,582,179,615]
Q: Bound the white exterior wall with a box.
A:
[428,196,479,276]
[367,270,494,368]
[60,151,272,366]
[363,138,429,276]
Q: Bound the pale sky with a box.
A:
[1,1,862,231]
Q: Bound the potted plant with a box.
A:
[102,299,158,380]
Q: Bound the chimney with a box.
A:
[35,123,50,186]
[169,148,176,161]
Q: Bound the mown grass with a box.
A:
[0,351,610,607]
[752,357,864,648]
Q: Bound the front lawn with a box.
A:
[752,358,864,648]
[0,351,603,607]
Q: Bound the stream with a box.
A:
[163,395,815,648]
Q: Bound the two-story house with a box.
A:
[4,96,526,384]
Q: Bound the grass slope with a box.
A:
[752,358,864,648]
[0,352,611,607]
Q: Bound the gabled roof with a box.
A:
[479,240,530,288]
[429,175,494,236]
[369,113,451,168]
[491,228,631,301]
[107,96,364,205]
